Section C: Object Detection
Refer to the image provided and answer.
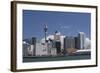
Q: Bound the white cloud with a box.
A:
[41,34,65,49]
[84,38,91,49]
[61,26,69,29]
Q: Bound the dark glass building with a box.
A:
[74,37,80,49]
[31,37,36,56]
[55,41,61,55]
[64,36,75,50]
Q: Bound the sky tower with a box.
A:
[44,24,48,42]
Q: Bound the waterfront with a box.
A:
[23,54,91,62]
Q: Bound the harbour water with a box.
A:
[23,54,91,62]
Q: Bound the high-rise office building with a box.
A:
[78,32,85,49]
[54,31,61,55]
[23,41,30,57]
[55,41,61,54]
[74,37,80,49]
[64,36,75,50]
[27,37,37,56]
[31,37,36,56]
[63,36,76,54]
[36,42,48,56]
[47,40,51,56]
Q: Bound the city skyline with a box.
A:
[23,10,91,40]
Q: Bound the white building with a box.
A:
[23,41,30,57]
[41,34,65,50]
[27,45,34,56]
[35,43,48,56]
[54,31,61,41]
[78,32,85,49]
[51,48,57,56]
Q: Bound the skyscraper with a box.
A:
[78,32,85,49]
[64,36,75,49]
[54,31,61,55]
[63,36,75,54]
[28,37,37,56]
[23,41,30,57]
[74,37,79,49]
[31,37,36,56]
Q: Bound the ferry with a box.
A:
[74,49,91,55]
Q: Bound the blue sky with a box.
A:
[23,10,91,40]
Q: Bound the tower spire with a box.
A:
[44,24,48,42]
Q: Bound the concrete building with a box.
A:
[31,37,36,56]
[54,31,61,55]
[26,37,37,56]
[41,35,65,50]
[35,42,48,56]
[27,45,34,56]
[78,32,85,49]
[23,37,37,57]
[74,37,80,49]
[64,36,75,49]
[50,48,57,56]
[23,41,30,57]
[47,39,57,56]
[54,31,61,41]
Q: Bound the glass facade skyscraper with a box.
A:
[64,36,75,49]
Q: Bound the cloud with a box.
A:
[77,30,79,32]
[41,34,65,49]
[84,38,91,49]
[60,26,69,29]
[58,24,70,29]
[41,35,54,43]
[41,34,65,43]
